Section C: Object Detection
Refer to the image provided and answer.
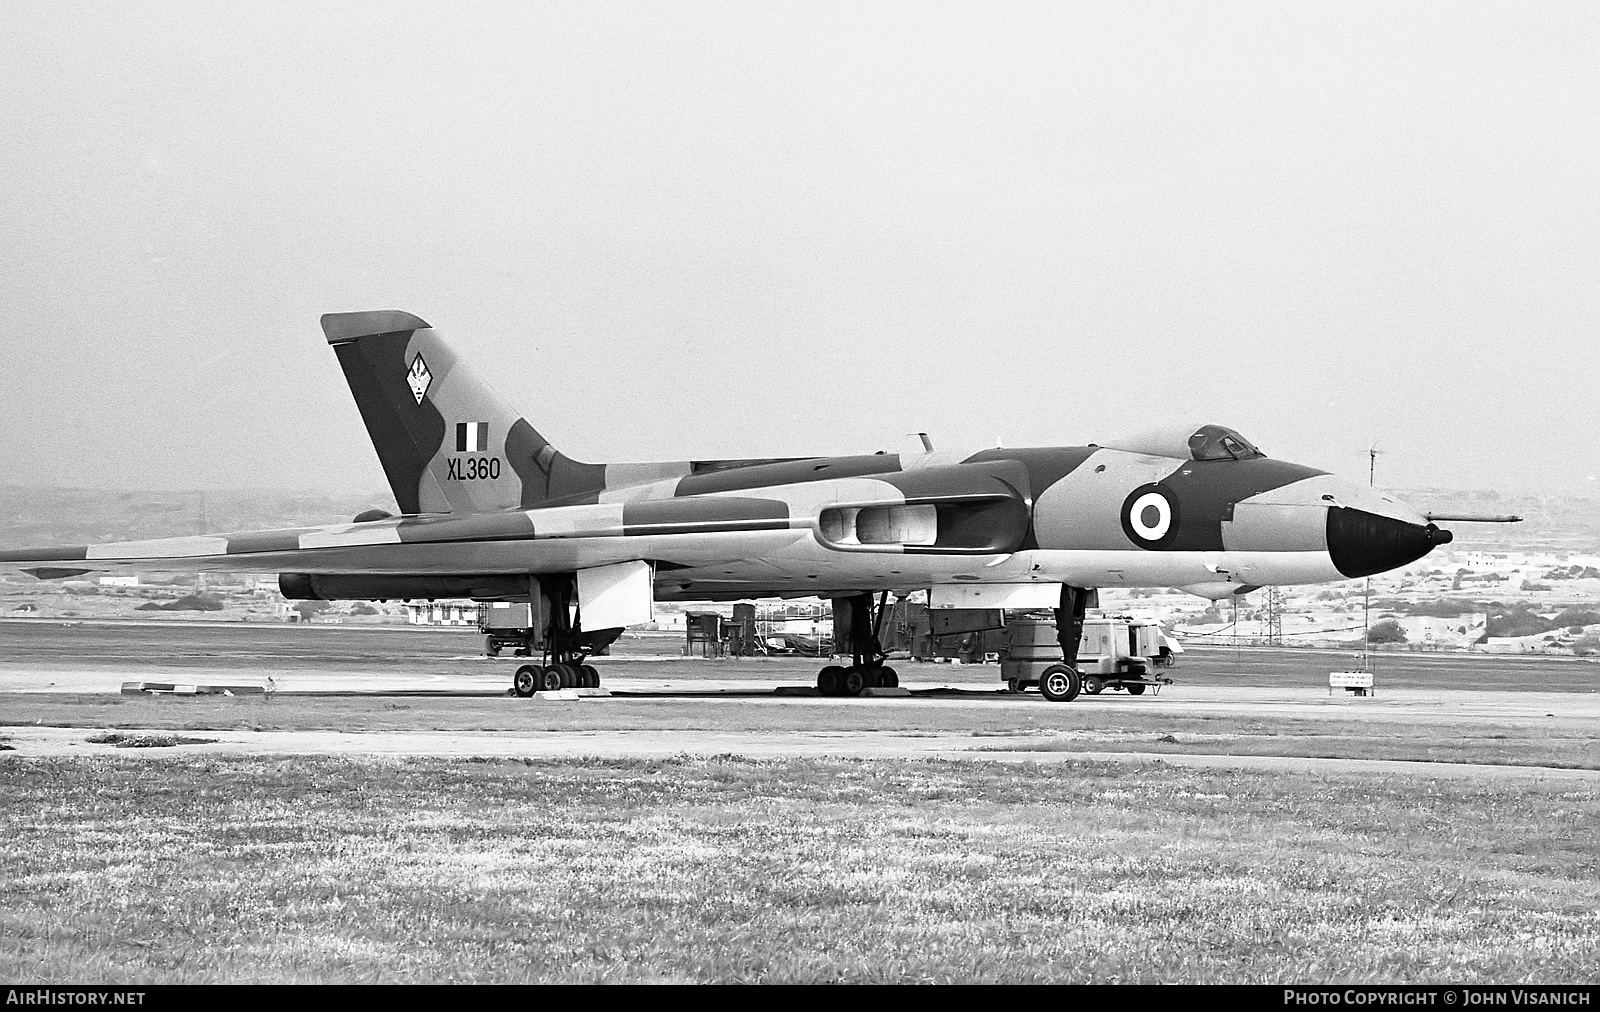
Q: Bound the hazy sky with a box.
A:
[2,1,1596,502]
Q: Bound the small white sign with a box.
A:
[1329,670,1374,688]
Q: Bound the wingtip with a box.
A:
[320,310,431,345]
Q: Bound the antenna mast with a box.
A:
[1361,445,1379,672]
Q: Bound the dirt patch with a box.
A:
[84,732,217,748]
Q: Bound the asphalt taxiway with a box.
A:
[2,619,1597,777]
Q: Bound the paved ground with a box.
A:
[5,617,1599,691]
[2,619,1597,777]
[6,721,1599,783]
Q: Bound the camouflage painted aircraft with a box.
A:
[2,310,1495,701]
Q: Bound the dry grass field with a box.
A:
[2,753,1597,983]
[4,624,1598,982]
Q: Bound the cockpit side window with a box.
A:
[1188,424,1265,461]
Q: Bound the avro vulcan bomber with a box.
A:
[2,311,1488,701]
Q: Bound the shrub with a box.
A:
[1367,619,1407,644]
[1485,606,1557,639]
[135,594,224,612]
[1404,598,1485,618]
[166,593,224,611]
[1550,608,1600,628]
[293,601,331,621]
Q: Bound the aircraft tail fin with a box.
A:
[321,311,604,514]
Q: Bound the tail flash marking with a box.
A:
[456,422,488,453]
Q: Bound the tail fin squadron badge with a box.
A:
[406,354,432,404]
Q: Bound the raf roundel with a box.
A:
[1120,483,1180,549]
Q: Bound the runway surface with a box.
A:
[2,618,1598,776]
[6,616,1600,691]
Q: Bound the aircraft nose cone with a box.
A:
[1326,507,1452,578]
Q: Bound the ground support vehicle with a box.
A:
[999,613,1175,697]
[1000,616,1076,696]
[480,601,536,657]
[1075,617,1176,696]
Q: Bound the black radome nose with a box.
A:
[1327,508,1451,578]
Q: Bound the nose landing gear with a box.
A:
[1038,664,1082,702]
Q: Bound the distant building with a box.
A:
[406,601,479,626]
[98,576,139,587]
[1395,614,1487,648]
[1460,551,1535,569]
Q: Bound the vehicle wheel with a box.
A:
[878,666,898,688]
[513,665,539,698]
[581,664,600,688]
[486,638,501,657]
[843,668,866,696]
[1082,675,1104,695]
[1126,682,1146,696]
[540,666,565,692]
[818,665,845,696]
[1038,664,1081,703]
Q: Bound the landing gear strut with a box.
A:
[1038,585,1088,703]
[508,575,607,697]
[816,591,899,697]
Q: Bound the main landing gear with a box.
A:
[512,661,600,695]
[508,575,606,697]
[816,591,900,697]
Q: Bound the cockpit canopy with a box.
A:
[1097,423,1265,462]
